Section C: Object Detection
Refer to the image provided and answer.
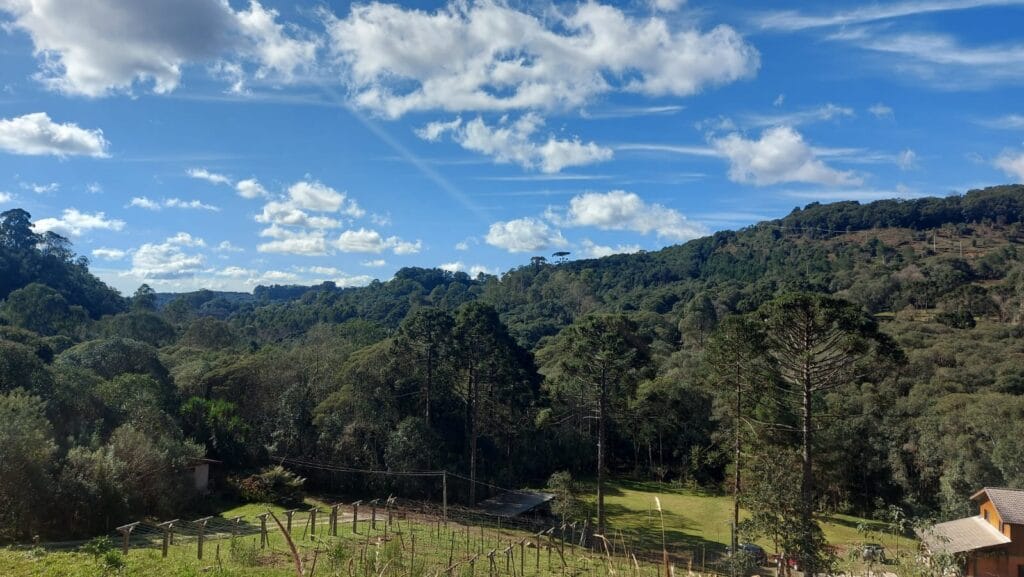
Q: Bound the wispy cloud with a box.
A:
[977,114,1024,129]
[755,0,1024,32]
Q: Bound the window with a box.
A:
[984,510,990,521]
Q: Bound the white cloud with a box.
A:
[234,1,318,82]
[773,94,785,107]
[235,178,268,198]
[422,114,612,173]
[485,217,567,253]
[257,226,329,255]
[130,235,205,279]
[0,0,316,96]
[995,150,1024,181]
[187,168,231,185]
[711,126,862,186]
[439,261,495,276]
[742,103,854,128]
[91,247,126,260]
[167,232,205,247]
[215,240,244,252]
[0,192,11,203]
[25,181,59,194]
[255,179,362,234]
[869,103,894,119]
[559,190,706,241]
[755,1,1019,31]
[129,196,219,211]
[165,198,220,211]
[897,149,917,170]
[578,239,642,258]
[327,1,758,118]
[217,266,256,278]
[0,112,109,157]
[33,208,125,237]
[978,114,1024,129]
[361,259,387,267]
[287,180,363,216]
[335,228,420,254]
[650,0,686,12]
[86,182,102,194]
[128,197,161,210]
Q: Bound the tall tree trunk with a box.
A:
[597,368,608,534]
[732,366,742,559]
[467,366,477,505]
[801,367,815,576]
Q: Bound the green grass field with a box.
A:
[0,480,912,576]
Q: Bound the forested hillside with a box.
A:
[2,186,1024,544]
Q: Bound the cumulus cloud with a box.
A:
[0,112,109,157]
[578,239,642,258]
[0,0,316,96]
[711,126,862,186]
[255,180,361,231]
[257,225,329,255]
[421,114,612,173]
[558,190,706,241]
[129,197,161,210]
[33,208,125,237]
[25,182,59,194]
[439,261,495,277]
[235,178,268,198]
[485,217,567,253]
[995,150,1024,181]
[217,266,256,278]
[215,240,244,252]
[335,228,421,254]
[327,0,758,118]
[187,168,231,185]
[0,192,11,203]
[91,247,126,260]
[361,259,386,267]
[130,234,205,279]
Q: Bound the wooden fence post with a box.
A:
[257,513,269,548]
[116,522,139,555]
[371,499,378,530]
[309,507,318,538]
[284,509,297,535]
[352,501,361,534]
[195,517,212,560]
[230,515,244,539]
[330,504,339,536]
[158,520,178,558]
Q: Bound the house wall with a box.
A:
[970,496,1024,577]
[980,499,1006,533]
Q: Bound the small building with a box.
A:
[478,490,555,518]
[918,487,1024,577]
[185,458,221,494]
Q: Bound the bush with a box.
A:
[231,465,305,505]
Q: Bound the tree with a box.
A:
[0,390,55,541]
[0,283,88,336]
[546,314,650,533]
[131,284,157,312]
[757,293,901,575]
[0,208,39,251]
[454,302,537,504]
[396,308,455,428]
[705,315,770,557]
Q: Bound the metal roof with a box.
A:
[917,516,1011,554]
[477,491,555,517]
[971,487,1024,525]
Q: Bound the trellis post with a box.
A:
[352,501,362,534]
[195,516,212,560]
[158,520,178,558]
[116,522,139,555]
[257,513,270,548]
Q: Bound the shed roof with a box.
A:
[917,516,1011,554]
[478,491,555,518]
[971,487,1024,525]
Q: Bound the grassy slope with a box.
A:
[599,480,912,559]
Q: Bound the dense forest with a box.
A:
[3,185,1024,547]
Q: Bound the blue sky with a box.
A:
[1,0,1023,295]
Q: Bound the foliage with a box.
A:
[0,390,56,542]
[232,466,306,505]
